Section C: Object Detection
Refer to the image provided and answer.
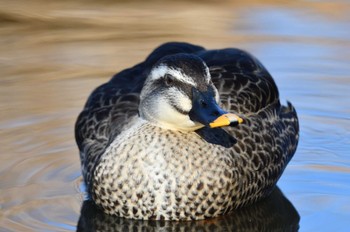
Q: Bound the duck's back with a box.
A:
[75,42,299,213]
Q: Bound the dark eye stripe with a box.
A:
[171,103,189,115]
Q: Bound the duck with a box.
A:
[75,42,299,221]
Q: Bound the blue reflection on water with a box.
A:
[237,7,350,40]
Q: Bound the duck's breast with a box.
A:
[93,120,241,220]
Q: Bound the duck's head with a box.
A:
[139,53,243,131]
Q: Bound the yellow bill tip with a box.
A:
[209,113,243,128]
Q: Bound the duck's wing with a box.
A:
[75,63,145,190]
[197,48,280,114]
[198,48,299,202]
[197,48,298,136]
[75,42,205,190]
[198,47,299,155]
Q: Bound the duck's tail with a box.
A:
[280,101,299,162]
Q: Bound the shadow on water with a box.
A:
[77,187,299,232]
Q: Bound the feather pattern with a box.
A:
[75,42,299,220]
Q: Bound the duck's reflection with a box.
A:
[77,187,299,232]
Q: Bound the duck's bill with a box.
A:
[189,88,243,129]
[209,113,243,128]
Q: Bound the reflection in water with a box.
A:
[1,0,350,231]
[77,187,299,232]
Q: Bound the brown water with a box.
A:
[1,0,350,231]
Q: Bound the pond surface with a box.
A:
[1,0,349,231]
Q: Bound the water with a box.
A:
[1,1,349,231]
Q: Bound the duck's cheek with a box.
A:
[156,100,187,127]
[175,93,192,113]
[165,87,192,112]
[153,97,200,131]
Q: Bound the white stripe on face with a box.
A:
[149,65,197,87]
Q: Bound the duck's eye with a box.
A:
[164,74,175,86]
[200,100,207,108]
